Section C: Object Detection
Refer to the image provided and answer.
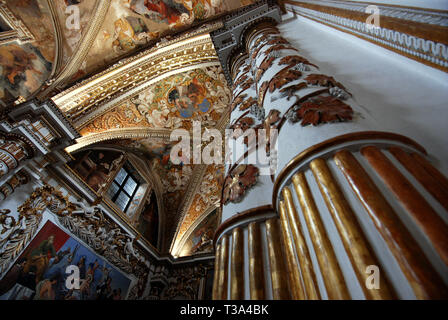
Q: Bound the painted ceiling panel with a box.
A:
[79,66,231,135]
[71,0,256,83]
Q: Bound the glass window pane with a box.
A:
[116,192,130,211]
[115,168,127,185]
[124,177,137,195]
[107,182,120,198]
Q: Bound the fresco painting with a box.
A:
[0,0,55,103]
[80,66,231,136]
[77,0,255,82]
[0,43,52,103]
[0,220,132,300]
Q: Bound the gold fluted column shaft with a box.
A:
[362,146,448,266]
[248,222,266,300]
[212,243,222,300]
[217,235,230,300]
[278,201,306,300]
[292,172,351,300]
[230,227,245,300]
[334,150,448,299]
[265,218,291,300]
[310,158,395,299]
[282,187,321,300]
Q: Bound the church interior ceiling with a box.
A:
[0,0,256,257]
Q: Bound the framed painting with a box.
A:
[0,220,133,300]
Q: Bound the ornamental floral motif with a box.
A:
[269,69,303,93]
[279,82,308,100]
[231,93,247,111]
[239,96,258,111]
[222,165,259,205]
[279,55,318,69]
[256,56,276,83]
[264,44,298,56]
[229,117,255,139]
[288,96,354,126]
[305,74,348,91]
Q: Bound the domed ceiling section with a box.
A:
[57,25,235,255]
[37,0,256,98]
[79,0,256,82]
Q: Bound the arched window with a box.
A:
[107,166,140,213]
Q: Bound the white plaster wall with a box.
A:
[279,14,448,175]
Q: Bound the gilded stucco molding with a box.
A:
[74,61,221,129]
[51,35,219,127]
[52,20,223,97]
[65,127,172,154]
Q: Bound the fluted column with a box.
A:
[212,206,294,300]
[214,13,448,300]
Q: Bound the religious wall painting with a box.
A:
[68,150,125,193]
[167,78,210,118]
[0,220,132,300]
[135,190,159,247]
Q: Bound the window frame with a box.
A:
[109,166,140,214]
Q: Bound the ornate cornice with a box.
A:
[285,0,448,72]
[286,0,448,26]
